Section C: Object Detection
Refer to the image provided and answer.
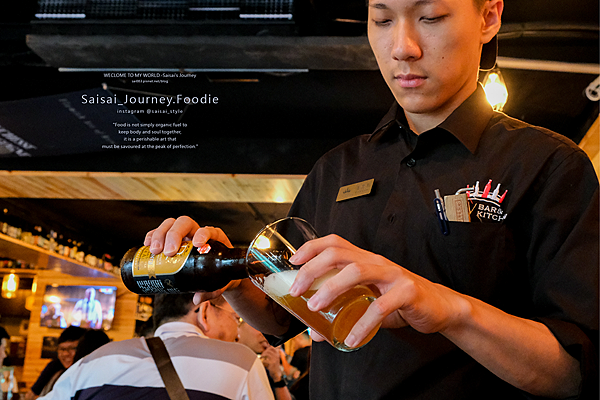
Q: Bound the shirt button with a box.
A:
[387,213,396,223]
[406,158,417,167]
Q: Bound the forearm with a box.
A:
[268,368,293,400]
[223,279,293,336]
[273,386,293,400]
[442,294,581,398]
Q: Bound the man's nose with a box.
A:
[390,22,423,61]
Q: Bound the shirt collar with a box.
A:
[154,321,208,339]
[368,85,494,154]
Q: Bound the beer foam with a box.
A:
[263,269,339,297]
[310,269,339,290]
[264,270,298,297]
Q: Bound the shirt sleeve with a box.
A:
[524,148,599,398]
[243,358,275,400]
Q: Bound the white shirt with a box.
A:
[40,321,274,400]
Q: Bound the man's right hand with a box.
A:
[144,216,292,336]
[144,216,240,303]
[144,216,233,256]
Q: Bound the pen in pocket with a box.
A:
[434,189,449,235]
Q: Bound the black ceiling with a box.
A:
[0,0,598,263]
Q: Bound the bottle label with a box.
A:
[132,241,193,278]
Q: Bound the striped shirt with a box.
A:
[39,322,275,400]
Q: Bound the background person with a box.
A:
[288,331,311,381]
[287,332,310,400]
[238,318,293,400]
[36,329,110,398]
[39,294,273,400]
[0,326,10,366]
[26,326,86,399]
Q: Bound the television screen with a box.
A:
[40,285,117,330]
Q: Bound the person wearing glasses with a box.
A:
[26,326,86,399]
[38,294,273,400]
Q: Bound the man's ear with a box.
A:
[481,0,503,44]
[196,301,211,333]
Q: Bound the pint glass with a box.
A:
[246,217,380,352]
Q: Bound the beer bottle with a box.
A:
[120,240,249,294]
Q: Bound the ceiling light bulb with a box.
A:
[483,70,508,112]
[2,272,19,299]
[255,236,271,250]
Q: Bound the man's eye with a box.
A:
[420,15,446,23]
[372,19,392,26]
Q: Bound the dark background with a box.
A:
[0,0,597,260]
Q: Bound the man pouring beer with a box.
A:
[145,0,599,398]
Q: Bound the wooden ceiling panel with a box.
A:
[0,171,306,203]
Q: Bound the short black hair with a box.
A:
[152,293,195,330]
[57,326,86,345]
[73,329,110,363]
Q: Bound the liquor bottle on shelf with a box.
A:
[47,230,58,252]
[32,225,47,249]
[0,209,19,239]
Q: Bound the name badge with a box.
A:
[336,179,375,202]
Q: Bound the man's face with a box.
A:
[57,340,79,368]
[367,0,494,123]
[237,320,269,354]
[206,302,240,343]
[0,338,7,366]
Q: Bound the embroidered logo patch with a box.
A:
[455,179,508,223]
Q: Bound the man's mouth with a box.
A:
[394,74,426,88]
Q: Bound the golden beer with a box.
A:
[263,270,380,351]
[247,217,381,351]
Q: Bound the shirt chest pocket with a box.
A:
[435,222,509,302]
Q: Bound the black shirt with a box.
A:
[285,86,599,399]
[30,358,64,395]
